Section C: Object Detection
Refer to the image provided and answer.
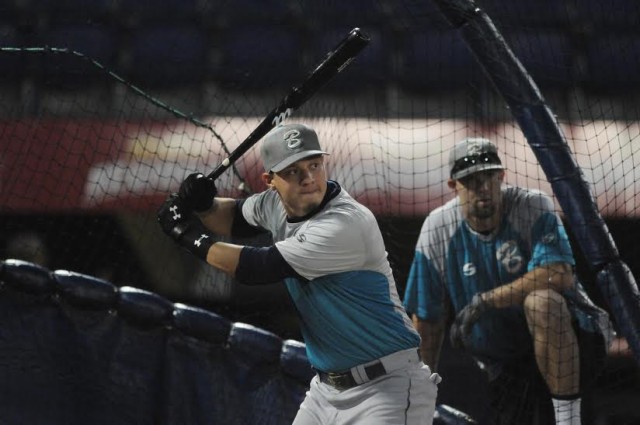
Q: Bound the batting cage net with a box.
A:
[1,0,639,424]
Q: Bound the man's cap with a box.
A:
[261,123,328,172]
[449,137,504,180]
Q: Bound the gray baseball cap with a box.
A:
[449,137,504,180]
[261,123,328,172]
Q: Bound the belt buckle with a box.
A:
[326,373,352,391]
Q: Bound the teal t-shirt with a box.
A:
[404,186,575,361]
[243,181,420,372]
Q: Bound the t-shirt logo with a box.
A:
[284,129,302,150]
[542,232,556,244]
[497,240,524,274]
[463,262,476,276]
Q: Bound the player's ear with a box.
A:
[447,178,457,190]
[261,172,275,188]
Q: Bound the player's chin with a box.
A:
[299,190,322,201]
[299,197,323,214]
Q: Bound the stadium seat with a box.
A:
[572,0,640,31]
[477,0,573,30]
[0,0,22,20]
[118,0,202,25]
[396,30,477,91]
[504,31,575,88]
[583,33,640,91]
[214,0,297,27]
[383,0,452,30]
[297,0,389,29]
[127,25,209,88]
[35,24,118,88]
[30,0,116,24]
[213,25,303,90]
[307,27,390,92]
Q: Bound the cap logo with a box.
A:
[466,142,483,156]
[284,129,302,150]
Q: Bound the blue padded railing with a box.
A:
[0,258,312,425]
[0,258,477,425]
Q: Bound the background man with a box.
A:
[403,138,613,425]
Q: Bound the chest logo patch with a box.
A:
[296,233,306,243]
[496,240,524,274]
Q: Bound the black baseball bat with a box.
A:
[207,27,370,181]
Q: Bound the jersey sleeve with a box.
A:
[274,209,369,280]
[403,213,448,321]
[403,251,447,321]
[231,200,268,237]
[240,189,283,232]
[527,192,576,270]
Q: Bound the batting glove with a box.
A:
[157,194,215,261]
[178,172,218,213]
[449,293,490,349]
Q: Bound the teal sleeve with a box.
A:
[529,212,575,271]
[403,250,445,321]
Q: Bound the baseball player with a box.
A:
[158,123,441,424]
[403,138,614,425]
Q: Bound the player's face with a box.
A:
[450,170,504,232]
[265,155,328,218]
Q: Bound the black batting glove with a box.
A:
[178,172,217,213]
[449,293,490,349]
[157,194,215,261]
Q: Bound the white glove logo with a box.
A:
[169,205,181,221]
[194,234,210,247]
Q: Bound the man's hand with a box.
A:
[178,172,217,213]
[449,293,490,349]
[157,194,214,261]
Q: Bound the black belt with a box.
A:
[316,361,387,391]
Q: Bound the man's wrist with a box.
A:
[179,226,215,261]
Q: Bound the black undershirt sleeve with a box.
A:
[230,199,268,238]
[236,245,307,285]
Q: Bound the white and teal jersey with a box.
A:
[404,186,576,360]
[242,183,420,372]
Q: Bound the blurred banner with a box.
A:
[1,117,638,216]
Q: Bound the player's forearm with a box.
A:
[413,316,445,371]
[198,197,236,237]
[206,241,243,276]
[207,243,302,285]
[483,262,574,309]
